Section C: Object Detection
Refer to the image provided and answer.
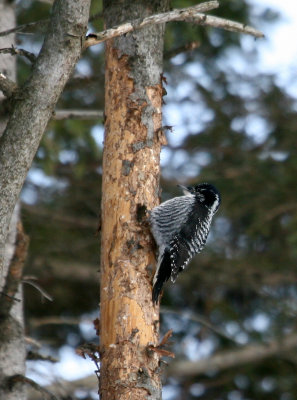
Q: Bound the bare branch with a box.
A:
[165,41,201,59]
[84,1,220,48]
[22,203,98,228]
[53,109,103,120]
[168,332,297,377]
[197,14,264,37]
[30,316,81,328]
[161,307,237,343]
[22,278,53,302]
[0,19,49,37]
[0,73,17,97]
[25,336,42,348]
[27,351,58,363]
[28,375,98,400]
[84,1,264,49]
[7,375,57,400]
[0,46,37,63]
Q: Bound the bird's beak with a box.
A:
[177,184,191,196]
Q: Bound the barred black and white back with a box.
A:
[150,183,221,304]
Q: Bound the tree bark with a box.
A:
[0,0,91,271]
[0,2,26,398]
[0,1,90,397]
[100,1,168,399]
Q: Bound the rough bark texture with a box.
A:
[0,0,16,288]
[0,2,26,398]
[0,206,27,400]
[100,1,168,399]
[0,0,91,270]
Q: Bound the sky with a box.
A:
[27,0,297,395]
[249,0,297,95]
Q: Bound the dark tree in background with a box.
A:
[1,0,297,399]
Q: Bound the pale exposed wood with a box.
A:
[99,1,169,397]
[100,46,164,399]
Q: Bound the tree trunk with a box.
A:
[0,0,91,271]
[0,3,26,399]
[100,1,168,399]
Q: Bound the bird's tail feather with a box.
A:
[152,248,172,304]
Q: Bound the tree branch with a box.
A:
[0,19,49,37]
[28,375,98,400]
[161,307,237,343]
[168,332,297,377]
[84,1,263,49]
[196,14,264,37]
[165,41,201,59]
[0,0,91,268]
[84,1,220,48]
[0,46,37,63]
[22,203,98,228]
[7,375,57,400]
[30,316,81,328]
[53,109,103,120]
[27,350,58,363]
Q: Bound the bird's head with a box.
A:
[178,182,221,213]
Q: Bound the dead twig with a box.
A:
[84,1,264,49]
[148,329,175,358]
[7,375,57,400]
[0,19,49,37]
[22,277,53,302]
[53,109,103,120]
[84,1,220,48]
[0,46,37,63]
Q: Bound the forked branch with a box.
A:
[84,1,264,49]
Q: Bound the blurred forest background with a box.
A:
[8,0,297,399]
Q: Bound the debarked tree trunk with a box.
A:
[100,1,169,399]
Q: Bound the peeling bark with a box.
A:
[100,1,168,399]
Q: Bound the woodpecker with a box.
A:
[150,182,221,304]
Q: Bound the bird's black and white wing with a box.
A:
[149,195,195,248]
[150,182,221,304]
[168,207,210,281]
[151,199,211,304]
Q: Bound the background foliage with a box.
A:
[13,0,297,399]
